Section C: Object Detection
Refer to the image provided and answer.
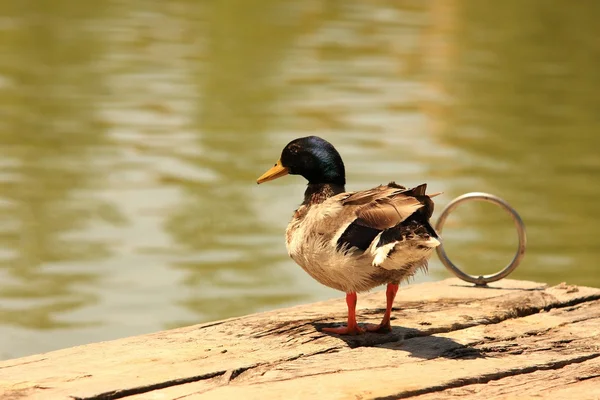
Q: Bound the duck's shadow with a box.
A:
[312,322,484,360]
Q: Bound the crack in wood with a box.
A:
[373,353,600,400]
[251,318,329,339]
[0,357,49,369]
[71,346,344,400]
[576,373,600,381]
[545,293,600,311]
[228,365,256,382]
[70,371,227,400]
[410,293,600,337]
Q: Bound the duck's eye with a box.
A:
[274,163,277,166]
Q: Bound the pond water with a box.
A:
[1,0,599,360]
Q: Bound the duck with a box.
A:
[257,136,441,335]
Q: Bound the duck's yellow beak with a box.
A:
[257,160,289,184]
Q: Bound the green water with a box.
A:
[1,0,599,360]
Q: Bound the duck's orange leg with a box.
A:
[322,292,364,335]
[366,283,399,333]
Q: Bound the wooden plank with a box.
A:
[181,298,600,399]
[0,279,598,400]
[411,357,600,400]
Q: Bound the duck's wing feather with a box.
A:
[341,181,406,206]
[337,183,440,251]
[354,195,423,230]
[348,183,433,230]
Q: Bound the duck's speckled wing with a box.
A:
[337,183,439,252]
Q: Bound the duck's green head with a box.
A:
[257,136,346,186]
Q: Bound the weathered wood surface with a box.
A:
[1,278,599,400]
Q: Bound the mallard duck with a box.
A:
[257,136,441,335]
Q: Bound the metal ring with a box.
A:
[434,192,527,286]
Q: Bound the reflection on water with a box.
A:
[0,2,118,336]
[0,0,598,359]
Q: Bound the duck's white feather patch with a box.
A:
[372,241,396,267]
[422,237,441,248]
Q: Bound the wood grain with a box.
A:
[0,279,598,400]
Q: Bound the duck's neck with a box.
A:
[303,183,345,206]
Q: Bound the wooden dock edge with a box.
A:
[1,278,599,400]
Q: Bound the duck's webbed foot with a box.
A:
[322,324,365,335]
[364,321,392,333]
